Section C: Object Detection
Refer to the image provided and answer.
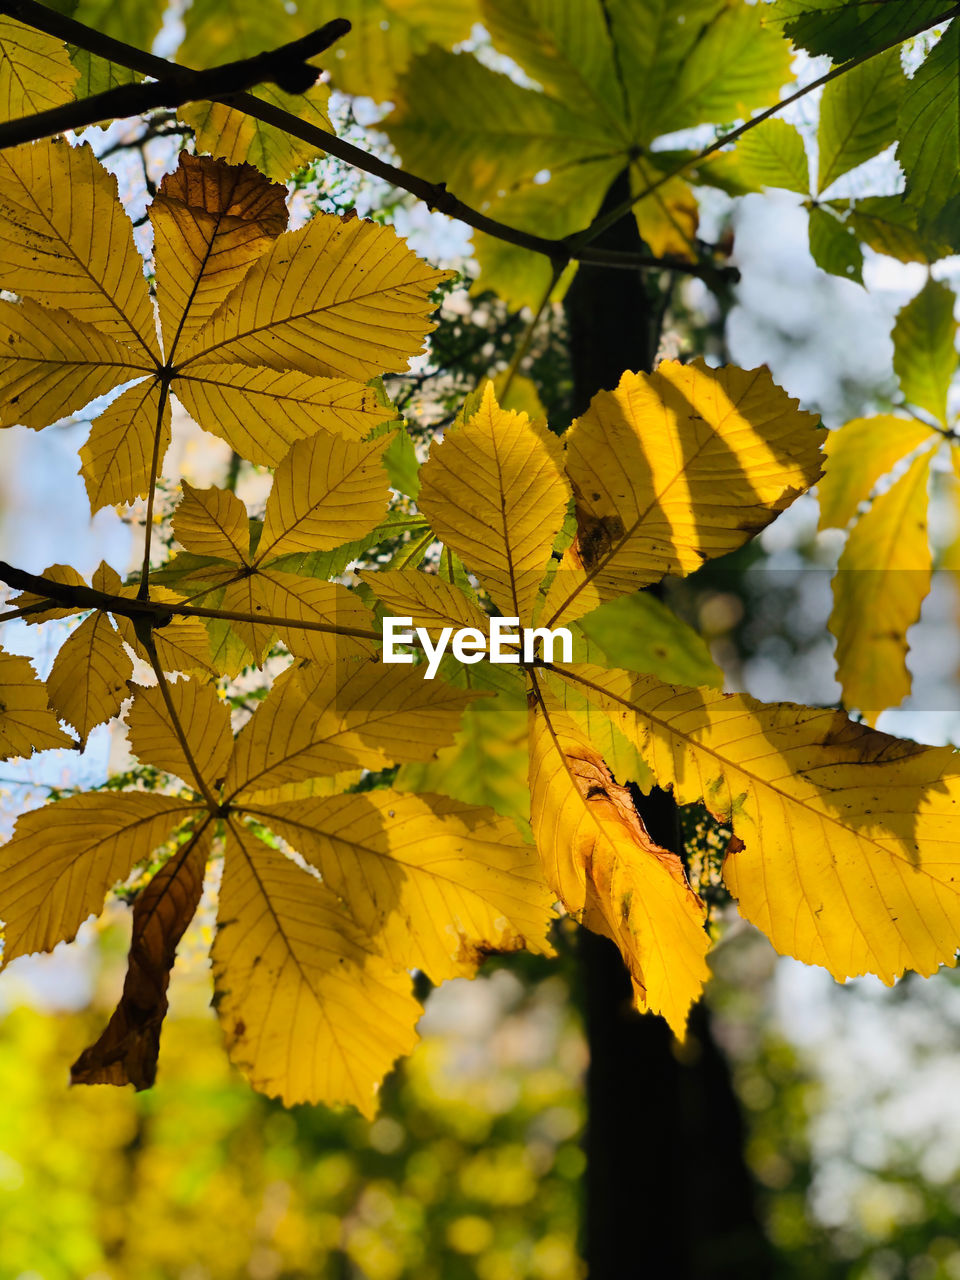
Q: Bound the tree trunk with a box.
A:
[565,174,776,1280]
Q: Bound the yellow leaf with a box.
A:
[46,612,132,746]
[79,379,172,513]
[0,792,199,964]
[177,212,451,380]
[214,821,422,1113]
[126,679,233,787]
[818,415,938,530]
[830,449,934,725]
[152,153,288,359]
[418,382,570,625]
[223,658,481,801]
[362,568,490,637]
[173,481,250,565]
[321,0,480,101]
[256,434,392,562]
[630,158,699,259]
[96,563,214,677]
[246,571,377,666]
[9,562,86,623]
[174,367,396,467]
[0,300,151,429]
[542,360,824,626]
[0,645,74,759]
[72,819,212,1090]
[528,686,708,1036]
[0,16,77,123]
[182,81,334,183]
[560,663,960,985]
[248,789,555,982]
[0,140,159,358]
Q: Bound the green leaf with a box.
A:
[577,593,722,689]
[897,24,960,233]
[841,195,954,264]
[479,0,628,129]
[735,119,809,194]
[771,0,948,61]
[381,426,421,500]
[808,206,864,283]
[396,661,531,830]
[892,277,958,425]
[608,0,790,141]
[385,49,610,209]
[817,48,905,193]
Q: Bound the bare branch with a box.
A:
[0,13,351,147]
[0,561,382,644]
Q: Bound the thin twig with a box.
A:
[1,0,736,286]
[137,379,172,600]
[0,13,351,147]
[0,560,382,643]
[496,263,562,403]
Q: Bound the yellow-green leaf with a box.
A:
[734,119,809,194]
[362,568,490,637]
[321,0,480,101]
[173,481,251,566]
[396,663,531,827]
[182,82,333,184]
[817,48,904,194]
[174,367,395,467]
[0,300,151,430]
[892,277,958,426]
[222,658,482,801]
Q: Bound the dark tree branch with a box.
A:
[0,561,382,644]
[0,0,736,287]
[0,14,350,147]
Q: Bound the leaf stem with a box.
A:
[141,631,222,813]
[137,378,171,600]
[496,263,562,404]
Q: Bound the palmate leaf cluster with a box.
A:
[3,0,960,1115]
